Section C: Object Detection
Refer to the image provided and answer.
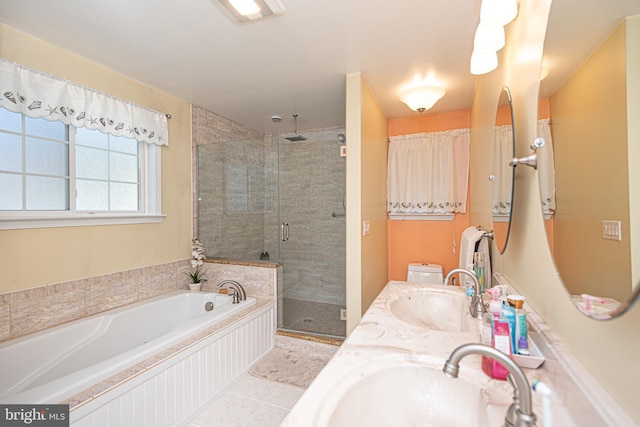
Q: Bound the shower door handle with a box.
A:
[281,222,289,241]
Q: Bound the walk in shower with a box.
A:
[197,128,346,338]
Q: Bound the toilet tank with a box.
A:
[407,263,444,283]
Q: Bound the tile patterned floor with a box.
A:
[188,374,305,427]
[281,298,346,337]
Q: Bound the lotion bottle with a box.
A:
[508,295,528,355]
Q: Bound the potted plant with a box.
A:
[186,238,206,291]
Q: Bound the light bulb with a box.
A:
[470,50,498,75]
[480,0,518,26]
[474,24,505,53]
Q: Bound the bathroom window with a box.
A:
[0,109,162,230]
[387,128,469,219]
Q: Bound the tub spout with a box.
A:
[443,343,536,427]
[216,280,246,302]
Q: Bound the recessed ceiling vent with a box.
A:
[211,0,285,25]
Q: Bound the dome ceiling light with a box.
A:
[399,85,446,114]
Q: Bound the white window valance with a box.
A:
[387,128,469,215]
[492,124,514,215]
[537,118,556,213]
[0,57,168,146]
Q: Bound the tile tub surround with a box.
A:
[0,260,192,342]
[282,281,635,427]
[0,259,278,343]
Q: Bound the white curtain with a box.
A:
[538,119,556,213]
[492,124,514,215]
[387,129,469,215]
[0,57,168,146]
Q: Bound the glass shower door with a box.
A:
[276,129,346,338]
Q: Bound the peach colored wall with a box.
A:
[387,111,470,281]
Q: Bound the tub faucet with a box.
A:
[443,343,537,427]
[216,280,246,303]
[444,268,486,319]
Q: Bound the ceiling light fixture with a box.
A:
[399,85,446,113]
[212,0,285,25]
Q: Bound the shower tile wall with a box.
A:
[191,105,263,240]
[192,106,273,259]
[198,139,271,260]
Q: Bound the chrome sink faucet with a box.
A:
[216,280,246,303]
[444,268,487,319]
[443,343,537,427]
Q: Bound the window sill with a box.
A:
[388,213,455,221]
[0,213,166,230]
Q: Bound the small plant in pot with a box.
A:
[186,238,207,291]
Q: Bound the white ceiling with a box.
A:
[0,0,638,134]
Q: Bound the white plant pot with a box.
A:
[189,282,202,292]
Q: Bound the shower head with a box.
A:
[284,134,307,141]
[337,133,346,143]
[284,114,307,141]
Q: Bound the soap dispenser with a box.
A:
[481,288,511,380]
[488,287,502,316]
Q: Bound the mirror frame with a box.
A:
[492,86,516,255]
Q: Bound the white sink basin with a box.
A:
[387,288,475,332]
[317,356,493,427]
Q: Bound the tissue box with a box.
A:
[512,338,545,369]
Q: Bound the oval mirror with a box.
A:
[539,0,640,319]
[491,86,516,254]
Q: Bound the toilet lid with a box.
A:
[408,263,443,273]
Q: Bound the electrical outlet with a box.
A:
[340,308,347,321]
[602,220,622,241]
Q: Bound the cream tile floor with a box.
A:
[188,374,305,427]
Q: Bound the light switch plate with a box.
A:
[363,220,370,236]
[602,220,622,241]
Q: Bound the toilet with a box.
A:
[407,263,444,283]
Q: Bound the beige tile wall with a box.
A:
[0,260,278,343]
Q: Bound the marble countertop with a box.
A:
[281,280,579,427]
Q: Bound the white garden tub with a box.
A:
[0,290,256,405]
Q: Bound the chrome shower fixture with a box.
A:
[337,133,346,143]
[284,114,307,141]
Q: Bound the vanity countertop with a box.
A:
[281,280,588,427]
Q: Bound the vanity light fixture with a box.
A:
[480,0,518,26]
[399,85,446,113]
[211,0,285,24]
[469,0,518,75]
[470,50,498,75]
[474,24,505,53]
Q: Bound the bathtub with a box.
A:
[0,290,257,405]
